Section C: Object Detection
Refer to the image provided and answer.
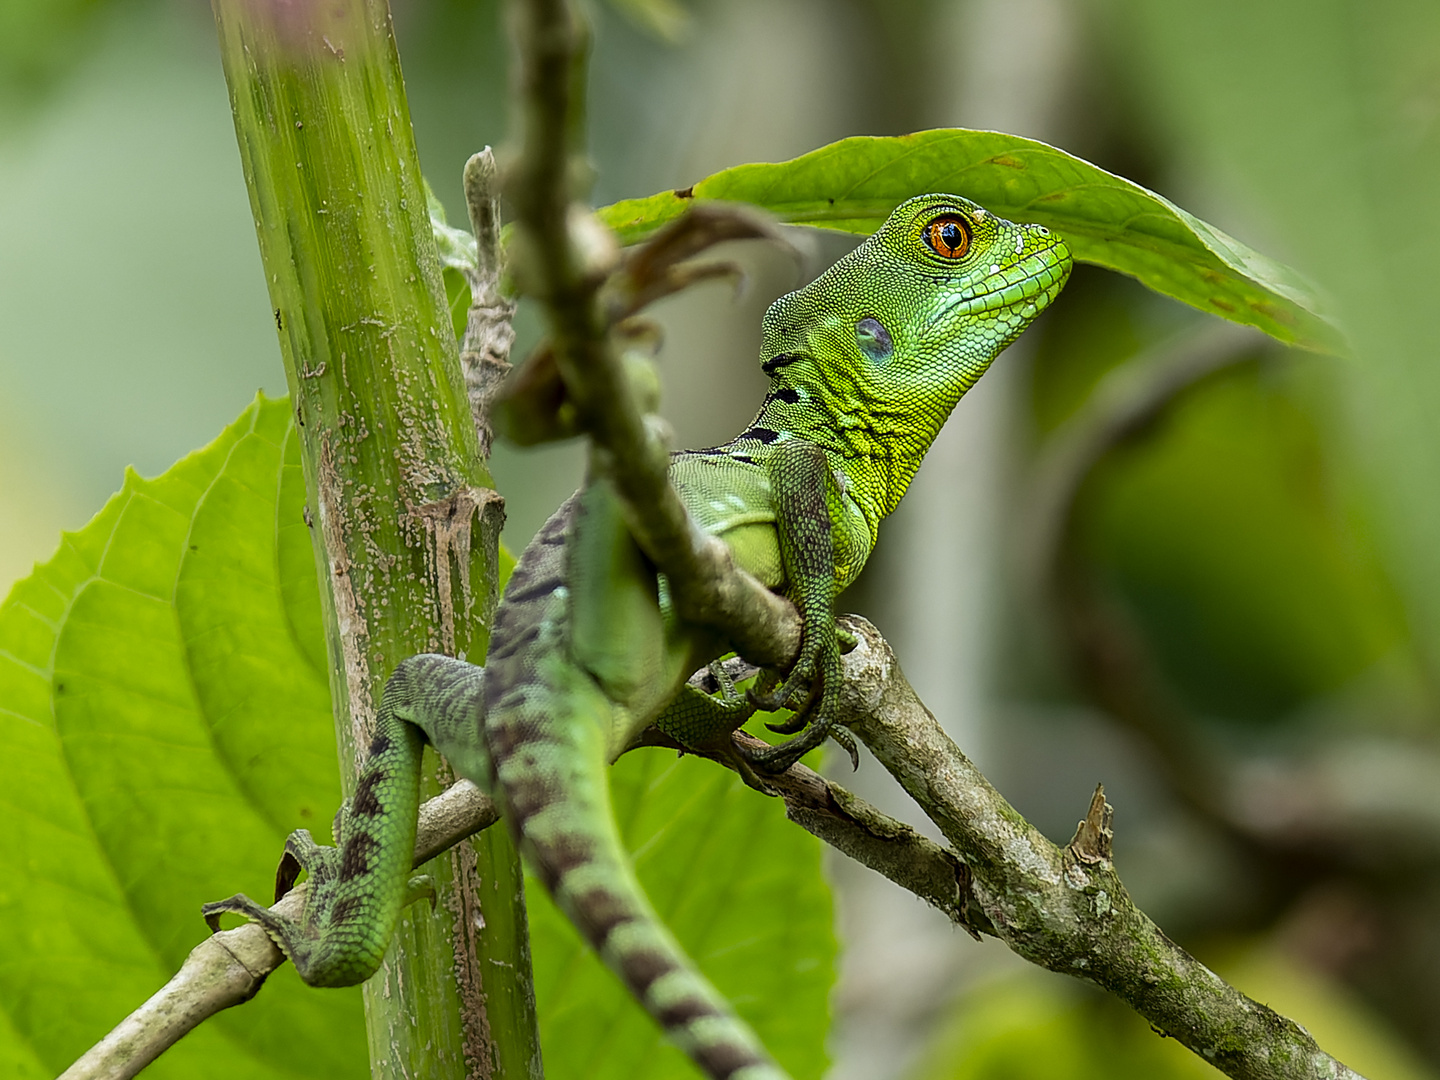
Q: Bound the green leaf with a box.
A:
[596,129,1342,354]
[0,395,834,1076]
[426,178,479,276]
[442,265,470,342]
[0,395,364,1079]
[529,746,834,1080]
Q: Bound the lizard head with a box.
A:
[758,192,1072,414]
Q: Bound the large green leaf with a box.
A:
[0,395,362,1079]
[596,129,1342,354]
[0,394,834,1076]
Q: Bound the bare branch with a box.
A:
[833,615,1365,1080]
[64,607,1369,1080]
[501,0,1365,1070]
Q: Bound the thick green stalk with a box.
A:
[209,1,540,1076]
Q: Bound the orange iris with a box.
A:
[922,214,971,259]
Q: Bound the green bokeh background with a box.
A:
[3,1,1439,1079]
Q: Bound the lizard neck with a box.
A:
[735,351,987,532]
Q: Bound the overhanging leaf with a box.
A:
[597,129,1342,354]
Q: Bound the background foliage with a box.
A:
[2,1,1439,1079]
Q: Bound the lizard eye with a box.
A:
[922,214,971,260]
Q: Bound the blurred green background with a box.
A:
[3,0,1439,1078]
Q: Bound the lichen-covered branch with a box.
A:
[833,616,1365,1080]
[504,0,802,667]
[59,606,1364,1080]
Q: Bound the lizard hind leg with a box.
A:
[486,653,790,1080]
[200,653,482,988]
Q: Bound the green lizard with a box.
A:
[203,193,1071,1079]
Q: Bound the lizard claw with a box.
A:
[763,683,817,735]
[738,712,834,774]
[746,617,840,715]
[829,726,860,771]
[740,608,852,773]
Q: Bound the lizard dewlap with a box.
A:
[204,193,1072,1080]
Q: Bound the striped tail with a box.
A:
[483,509,789,1079]
[486,658,789,1080]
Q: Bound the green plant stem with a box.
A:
[209,0,539,1075]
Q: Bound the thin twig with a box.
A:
[459,148,516,456]
[1023,320,1265,820]
[504,0,803,667]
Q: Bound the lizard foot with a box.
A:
[738,722,826,774]
[200,821,417,987]
[746,609,852,719]
[200,826,344,966]
[741,613,851,773]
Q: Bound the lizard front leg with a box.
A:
[742,439,854,775]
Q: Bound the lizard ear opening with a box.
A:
[856,316,893,362]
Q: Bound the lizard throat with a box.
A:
[735,372,961,528]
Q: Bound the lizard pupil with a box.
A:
[922,214,971,259]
